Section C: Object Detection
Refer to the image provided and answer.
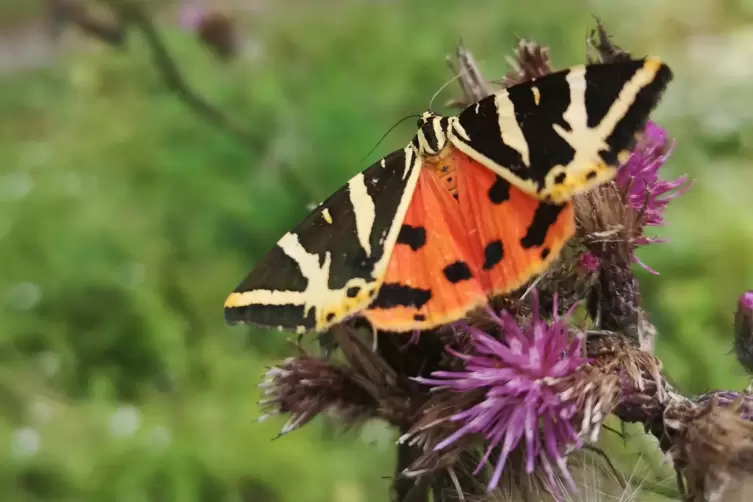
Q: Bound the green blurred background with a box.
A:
[1,0,752,500]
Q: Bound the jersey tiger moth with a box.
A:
[224,57,673,334]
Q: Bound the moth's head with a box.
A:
[415,111,451,156]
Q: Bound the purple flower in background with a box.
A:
[734,291,753,374]
[615,122,691,255]
[414,292,590,493]
[177,2,238,59]
[178,3,206,32]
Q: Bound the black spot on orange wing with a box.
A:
[482,240,504,270]
[443,261,473,283]
[371,283,432,309]
[413,314,426,321]
[541,247,551,260]
[397,224,427,251]
[520,203,567,249]
[488,176,511,204]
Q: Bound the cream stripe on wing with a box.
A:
[561,65,589,133]
[553,61,663,165]
[372,146,422,274]
[494,92,531,167]
[432,118,444,150]
[595,59,663,139]
[225,146,424,328]
[550,65,613,158]
[402,145,415,179]
[347,173,376,257]
[224,232,332,312]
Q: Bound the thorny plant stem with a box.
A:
[111,2,256,143]
[48,0,128,45]
[96,0,316,201]
[394,426,428,502]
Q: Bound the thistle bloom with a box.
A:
[614,122,690,251]
[733,291,753,376]
[578,251,600,273]
[414,293,594,493]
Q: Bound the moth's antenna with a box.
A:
[427,69,472,113]
[359,114,421,164]
[427,49,486,112]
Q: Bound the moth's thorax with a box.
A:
[415,111,452,156]
[422,150,459,198]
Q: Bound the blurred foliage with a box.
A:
[1,0,753,500]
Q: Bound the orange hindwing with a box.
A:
[363,167,487,332]
[364,146,574,332]
[451,148,575,296]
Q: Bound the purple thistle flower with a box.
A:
[578,252,600,273]
[614,122,691,271]
[734,291,753,374]
[414,292,591,493]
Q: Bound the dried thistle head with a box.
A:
[665,397,753,501]
[445,38,552,110]
[695,391,753,422]
[586,17,631,64]
[500,38,553,87]
[585,331,669,429]
[399,389,486,479]
[258,353,379,435]
[445,43,497,108]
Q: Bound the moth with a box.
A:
[224,57,673,334]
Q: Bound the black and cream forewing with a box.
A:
[224,146,422,333]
